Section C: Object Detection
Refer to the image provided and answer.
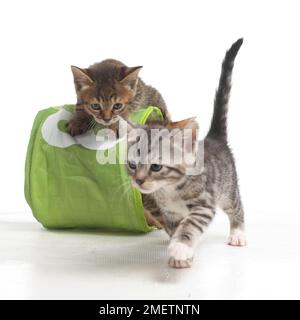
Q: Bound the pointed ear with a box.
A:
[167,117,198,142]
[120,66,143,91]
[71,66,94,92]
[168,117,199,153]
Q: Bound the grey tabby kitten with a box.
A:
[126,39,246,268]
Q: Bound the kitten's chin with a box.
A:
[137,188,155,194]
[94,117,119,126]
[132,182,162,194]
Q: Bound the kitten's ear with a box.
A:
[168,117,199,152]
[120,66,143,92]
[71,66,94,92]
[167,117,199,142]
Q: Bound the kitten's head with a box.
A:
[126,118,199,194]
[71,60,142,126]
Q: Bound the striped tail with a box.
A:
[207,38,243,141]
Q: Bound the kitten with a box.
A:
[67,59,170,136]
[126,39,246,268]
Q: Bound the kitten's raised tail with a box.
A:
[207,38,243,141]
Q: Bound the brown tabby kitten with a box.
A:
[67,59,170,136]
[126,39,245,268]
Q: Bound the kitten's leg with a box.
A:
[144,209,163,229]
[142,194,164,230]
[167,207,215,268]
[223,192,246,246]
[66,109,93,136]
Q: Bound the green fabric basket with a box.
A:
[25,105,163,232]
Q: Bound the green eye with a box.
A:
[150,164,162,172]
[113,103,123,110]
[91,104,101,110]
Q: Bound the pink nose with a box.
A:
[136,179,145,186]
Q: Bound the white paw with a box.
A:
[167,242,194,268]
[228,229,247,246]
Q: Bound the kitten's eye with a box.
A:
[128,161,137,170]
[91,104,101,110]
[113,103,123,110]
[150,164,162,172]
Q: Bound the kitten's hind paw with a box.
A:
[228,229,247,246]
[167,242,194,269]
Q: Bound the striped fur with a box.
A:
[67,59,170,136]
[127,39,246,268]
[207,38,243,141]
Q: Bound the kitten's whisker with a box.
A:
[119,182,133,200]
[105,175,131,186]
[115,180,132,193]
[88,119,96,131]
[115,179,132,196]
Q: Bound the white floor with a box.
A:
[0,211,299,300]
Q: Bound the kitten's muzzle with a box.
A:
[132,179,157,194]
[136,179,145,186]
[95,116,119,126]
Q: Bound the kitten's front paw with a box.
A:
[167,242,194,269]
[228,229,247,246]
[66,120,87,137]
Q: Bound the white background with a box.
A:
[0,0,300,300]
[1,0,299,218]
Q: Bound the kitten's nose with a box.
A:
[136,179,145,186]
[103,118,111,123]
